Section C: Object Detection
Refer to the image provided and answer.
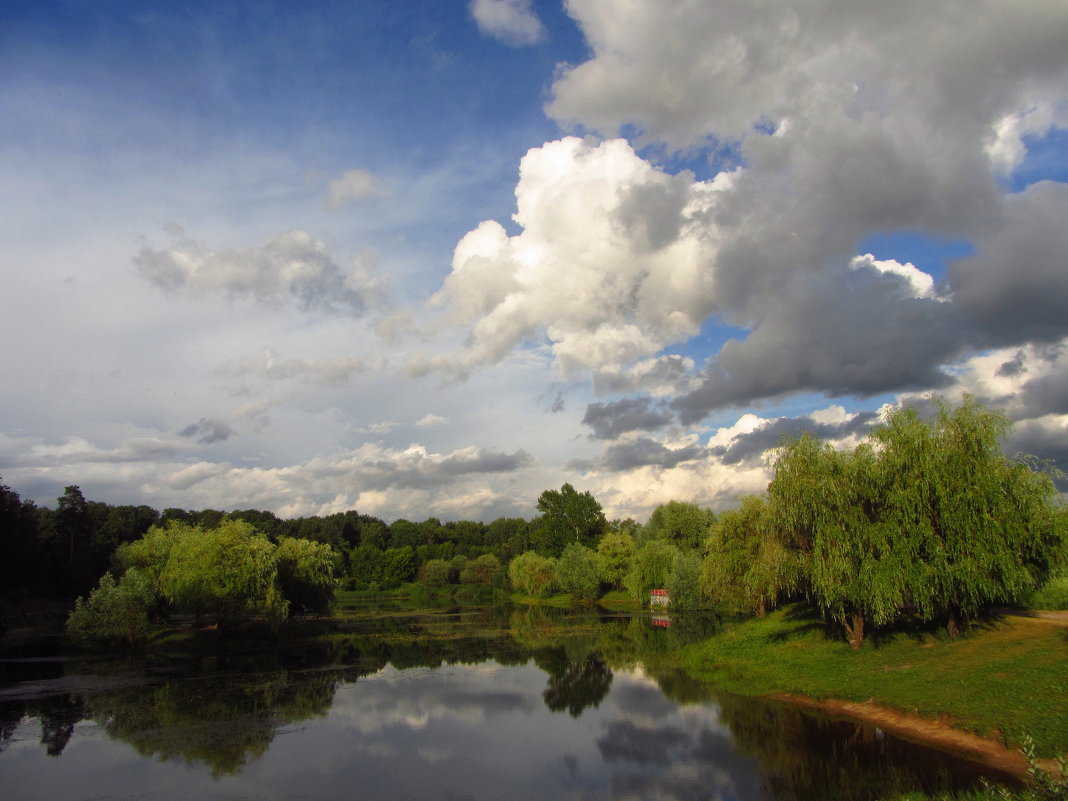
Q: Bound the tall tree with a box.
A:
[276,537,341,614]
[624,539,677,604]
[534,484,606,556]
[54,486,95,597]
[158,520,288,626]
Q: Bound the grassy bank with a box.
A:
[676,604,1068,757]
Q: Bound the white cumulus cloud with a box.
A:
[416,136,728,380]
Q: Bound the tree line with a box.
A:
[2,395,1064,650]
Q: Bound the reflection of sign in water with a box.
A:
[651,614,672,628]
[650,589,669,606]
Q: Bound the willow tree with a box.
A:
[276,537,341,614]
[769,396,1066,647]
[595,530,636,590]
[874,397,1065,636]
[623,539,677,603]
[508,550,557,597]
[159,520,288,626]
[702,495,800,617]
[555,542,600,601]
[769,435,915,648]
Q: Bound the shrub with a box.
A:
[67,568,155,647]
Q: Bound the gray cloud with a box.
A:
[136,229,374,315]
[179,418,234,445]
[582,397,673,440]
[573,437,705,473]
[1004,419,1068,487]
[430,0,1068,428]
[950,182,1068,348]
[709,412,878,465]
[673,272,960,423]
[326,446,537,493]
[996,352,1026,378]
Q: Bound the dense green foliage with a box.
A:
[459,553,502,586]
[644,500,715,549]
[767,398,1066,647]
[595,530,637,589]
[555,542,600,601]
[533,483,607,556]
[508,550,557,597]
[276,536,342,614]
[66,569,155,647]
[1026,574,1068,611]
[702,494,798,617]
[66,521,342,646]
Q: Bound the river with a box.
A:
[0,600,1020,800]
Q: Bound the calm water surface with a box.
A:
[0,603,1018,801]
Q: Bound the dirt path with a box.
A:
[773,692,1063,781]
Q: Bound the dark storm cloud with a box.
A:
[1018,369,1068,418]
[582,397,673,440]
[439,448,535,475]
[1005,422,1068,463]
[950,183,1068,348]
[570,438,705,473]
[996,352,1026,377]
[179,418,234,445]
[710,411,879,465]
[672,270,961,423]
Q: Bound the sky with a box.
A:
[2,0,1067,523]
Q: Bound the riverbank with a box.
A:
[675,603,1068,766]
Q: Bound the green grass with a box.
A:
[597,590,641,608]
[677,604,1068,756]
[508,591,574,607]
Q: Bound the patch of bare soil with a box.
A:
[773,693,1064,780]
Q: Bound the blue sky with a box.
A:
[2,0,1067,522]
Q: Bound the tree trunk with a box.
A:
[756,597,767,618]
[946,605,964,639]
[843,611,865,649]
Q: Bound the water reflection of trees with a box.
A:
[83,667,338,776]
[3,604,1012,797]
[542,653,612,717]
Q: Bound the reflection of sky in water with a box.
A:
[1,662,769,801]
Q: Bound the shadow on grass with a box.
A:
[865,608,1013,649]
[765,603,839,643]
